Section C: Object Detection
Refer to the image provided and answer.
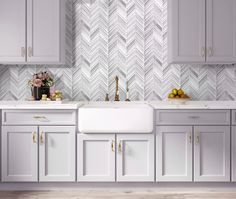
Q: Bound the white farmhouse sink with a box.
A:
[78,102,153,133]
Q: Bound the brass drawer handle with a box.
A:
[32,132,37,143]
[40,132,44,144]
[188,133,192,144]
[28,47,33,57]
[34,116,47,120]
[21,47,25,57]
[118,141,122,152]
[188,116,200,119]
[196,134,200,144]
[111,140,115,152]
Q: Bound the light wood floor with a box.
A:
[1,190,236,199]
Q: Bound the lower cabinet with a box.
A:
[232,126,236,181]
[77,134,154,182]
[1,125,76,182]
[77,134,115,182]
[116,134,154,182]
[156,126,193,182]
[2,126,38,182]
[39,126,76,182]
[194,126,230,182]
[156,125,230,182]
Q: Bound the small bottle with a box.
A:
[105,93,109,101]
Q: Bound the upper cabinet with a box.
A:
[0,0,67,64]
[168,0,236,64]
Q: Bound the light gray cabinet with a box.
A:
[194,126,230,182]
[0,0,67,64]
[39,126,76,182]
[1,126,38,182]
[156,126,193,182]
[168,0,236,64]
[156,110,231,182]
[1,110,76,182]
[77,134,155,182]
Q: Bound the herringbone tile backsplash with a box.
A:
[0,0,236,101]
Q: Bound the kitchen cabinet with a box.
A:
[194,126,230,182]
[0,0,66,64]
[39,126,75,182]
[0,0,26,63]
[77,134,115,182]
[156,110,231,182]
[168,0,236,64]
[1,126,38,182]
[1,110,76,182]
[77,134,154,182]
[156,126,192,182]
[116,134,154,182]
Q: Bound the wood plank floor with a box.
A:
[1,190,236,199]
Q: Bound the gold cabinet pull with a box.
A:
[201,47,206,58]
[111,140,115,152]
[21,47,25,57]
[40,132,44,144]
[33,116,46,120]
[118,141,122,152]
[32,132,37,143]
[188,133,192,144]
[28,46,33,57]
[196,134,200,144]
[208,47,213,57]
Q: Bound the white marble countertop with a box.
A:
[0,100,235,110]
[149,101,236,109]
[0,101,84,109]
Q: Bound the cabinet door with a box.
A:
[206,0,236,63]
[194,126,230,182]
[156,126,192,182]
[168,0,206,63]
[0,0,26,63]
[39,126,75,182]
[116,134,154,182]
[77,134,115,182]
[27,0,61,63]
[232,126,236,181]
[1,126,38,182]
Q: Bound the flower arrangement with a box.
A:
[28,71,54,88]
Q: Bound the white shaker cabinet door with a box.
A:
[0,0,26,63]
[168,0,206,63]
[1,126,38,182]
[156,126,193,182]
[194,126,230,182]
[39,126,76,182]
[116,134,154,182]
[232,126,236,181]
[206,0,236,63]
[27,0,61,63]
[77,134,115,182]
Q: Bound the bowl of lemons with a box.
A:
[168,88,190,104]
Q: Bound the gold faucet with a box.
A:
[114,76,120,101]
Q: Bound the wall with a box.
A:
[0,0,236,101]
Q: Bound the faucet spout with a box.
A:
[114,76,120,101]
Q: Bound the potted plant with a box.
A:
[28,71,54,100]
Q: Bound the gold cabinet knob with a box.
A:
[32,132,37,143]
[118,141,122,152]
[40,132,44,144]
[111,140,115,152]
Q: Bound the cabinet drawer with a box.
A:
[2,110,76,125]
[156,110,230,125]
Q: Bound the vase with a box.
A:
[33,86,50,100]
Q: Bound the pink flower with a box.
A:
[33,79,43,87]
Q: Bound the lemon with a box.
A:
[172,88,178,95]
[178,89,184,96]
[168,93,175,98]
